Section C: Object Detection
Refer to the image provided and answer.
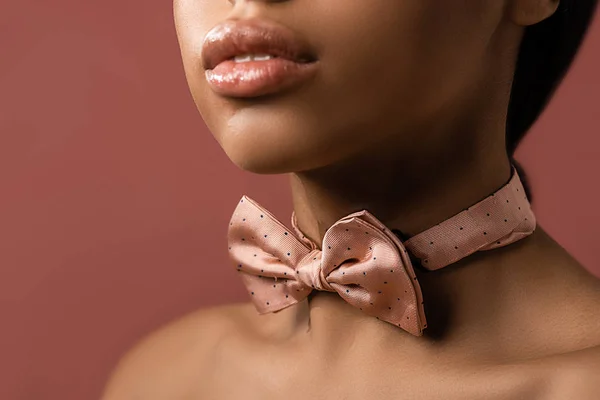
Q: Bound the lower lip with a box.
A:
[205,58,318,98]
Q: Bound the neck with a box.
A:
[290,143,513,243]
[288,128,541,352]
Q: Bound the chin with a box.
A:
[214,115,336,175]
[222,141,320,175]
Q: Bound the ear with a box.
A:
[506,0,561,26]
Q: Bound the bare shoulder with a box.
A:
[537,345,600,400]
[100,301,257,400]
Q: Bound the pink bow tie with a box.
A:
[228,167,536,336]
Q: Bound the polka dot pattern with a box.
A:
[227,166,536,337]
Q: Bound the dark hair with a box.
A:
[507,0,598,202]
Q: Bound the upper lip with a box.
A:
[201,18,318,71]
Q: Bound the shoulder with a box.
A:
[540,345,600,400]
[100,301,258,400]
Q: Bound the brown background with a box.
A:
[0,2,598,399]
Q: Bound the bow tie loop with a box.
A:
[318,213,426,335]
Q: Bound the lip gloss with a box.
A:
[205,58,319,98]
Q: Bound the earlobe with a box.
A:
[506,0,560,26]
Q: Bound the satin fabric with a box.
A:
[228,167,536,336]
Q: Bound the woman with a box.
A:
[102,0,600,398]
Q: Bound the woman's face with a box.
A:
[173,1,513,174]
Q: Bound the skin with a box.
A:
[102,0,600,398]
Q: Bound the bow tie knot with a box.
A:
[296,250,333,291]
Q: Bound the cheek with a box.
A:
[283,5,427,151]
[312,1,497,126]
